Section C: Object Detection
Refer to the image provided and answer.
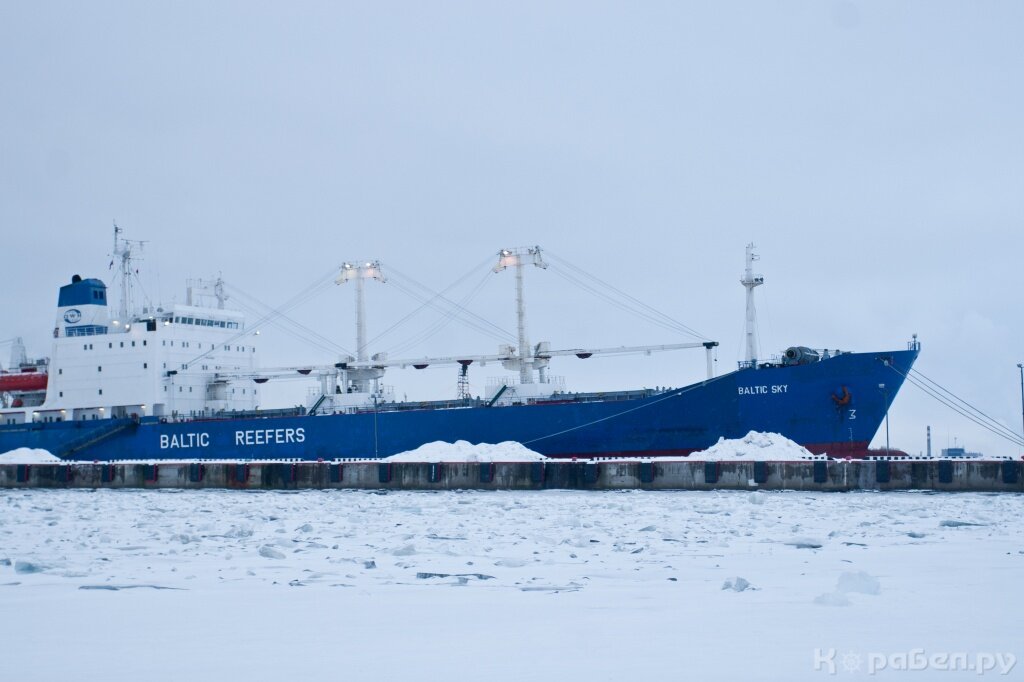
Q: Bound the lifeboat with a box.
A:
[0,373,48,392]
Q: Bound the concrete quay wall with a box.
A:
[1,459,1021,492]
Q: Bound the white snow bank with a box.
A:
[0,448,60,463]
[686,431,817,461]
[381,440,548,463]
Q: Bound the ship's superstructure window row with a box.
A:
[172,316,240,329]
[68,326,107,337]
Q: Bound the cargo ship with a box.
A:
[0,229,918,461]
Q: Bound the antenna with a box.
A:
[493,246,547,384]
[740,243,764,366]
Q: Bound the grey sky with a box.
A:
[2,1,1022,455]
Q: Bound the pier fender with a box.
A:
[329,463,343,483]
[753,461,768,484]
[704,461,719,484]
[529,461,545,484]
[638,461,655,484]
[875,460,891,484]
[1002,460,1019,485]
[812,460,828,484]
[938,460,954,484]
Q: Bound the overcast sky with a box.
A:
[1,1,1022,456]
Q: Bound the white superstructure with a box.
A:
[0,268,259,425]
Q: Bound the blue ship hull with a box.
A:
[0,348,918,461]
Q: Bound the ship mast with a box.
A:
[493,246,547,384]
[112,223,145,321]
[336,260,386,391]
[740,243,764,366]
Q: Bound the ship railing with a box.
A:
[739,348,851,370]
[485,376,567,391]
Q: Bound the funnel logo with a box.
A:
[64,309,82,324]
